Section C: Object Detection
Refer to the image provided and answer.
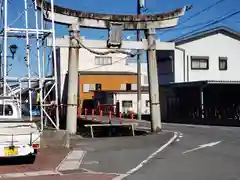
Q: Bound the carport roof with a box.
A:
[164,80,240,88]
[205,80,240,84]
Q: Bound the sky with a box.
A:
[1,0,240,78]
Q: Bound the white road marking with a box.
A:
[112,132,179,180]
[57,150,86,171]
[76,143,88,146]
[83,161,99,165]
[182,141,222,154]
[56,150,73,170]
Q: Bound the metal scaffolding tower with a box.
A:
[0,0,60,130]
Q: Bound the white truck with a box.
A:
[0,96,41,161]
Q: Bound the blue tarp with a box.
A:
[31,109,40,116]
[22,104,40,116]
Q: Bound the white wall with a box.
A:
[59,48,137,72]
[114,93,150,114]
[56,47,139,99]
[174,32,240,82]
[127,62,149,86]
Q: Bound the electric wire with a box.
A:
[172,10,240,42]
[159,0,230,36]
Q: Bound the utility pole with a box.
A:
[145,28,162,132]
[66,24,80,134]
[137,0,142,121]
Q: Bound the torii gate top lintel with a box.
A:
[36,0,190,30]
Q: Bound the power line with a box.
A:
[159,0,229,36]
[179,0,229,25]
[158,19,215,35]
[158,16,240,37]
[172,10,240,42]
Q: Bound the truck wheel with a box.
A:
[26,154,36,164]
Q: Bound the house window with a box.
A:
[219,57,227,70]
[122,100,133,113]
[83,84,90,93]
[95,83,102,90]
[95,56,112,65]
[145,100,150,107]
[126,83,131,91]
[191,56,209,70]
[122,101,133,108]
[0,105,13,116]
[143,75,148,84]
[120,84,126,90]
[89,84,96,91]
[131,84,137,90]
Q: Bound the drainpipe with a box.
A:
[187,55,189,81]
[175,47,186,82]
[200,83,208,119]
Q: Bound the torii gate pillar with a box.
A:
[146,28,161,132]
[66,24,80,134]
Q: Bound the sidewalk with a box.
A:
[3,173,116,180]
[0,147,69,174]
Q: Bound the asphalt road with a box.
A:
[126,123,240,180]
[76,131,173,175]
[4,119,239,180]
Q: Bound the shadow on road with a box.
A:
[76,119,148,138]
[0,155,36,166]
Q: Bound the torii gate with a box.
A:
[36,0,189,134]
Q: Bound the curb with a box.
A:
[0,170,60,179]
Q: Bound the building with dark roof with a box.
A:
[157,26,240,124]
[157,26,240,84]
